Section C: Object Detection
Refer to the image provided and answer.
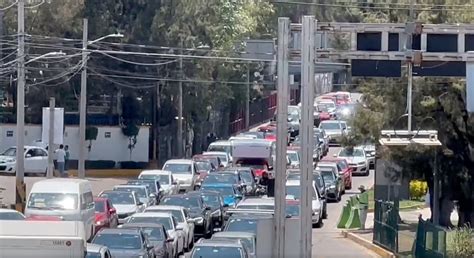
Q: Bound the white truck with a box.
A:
[0,220,86,258]
[231,139,276,177]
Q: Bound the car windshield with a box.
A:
[100,192,135,205]
[140,174,170,185]
[1,147,19,156]
[128,216,172,230]
[201,194,221,207]
[287,174,300,180]
[203,174,237,185]
[162,196,201,209]
[196,161,212,171]
[286,185,301,199]
[314,173,324,189]
[114,186,147,199]
[321,171,335,183]
[226,219,258,234]
[239,171,254,183]
[201,186,234,196]
[163,163,192,174]
[235,159,266,169]
[287,152,299,162]
[214,237,254,253]
[146,209,184,223]
[316,104,330,112]
[27,193,78,210]
[339,148,364,157]
[128,180,157,192]
[0,212,24,220]
[191,246,243,258]
[92,233,142,250]
[320,122,341,130]
[141,227,165,241]
[94,201,106,212]
[286,205,300,216]
[208,145,231,155]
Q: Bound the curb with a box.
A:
[68,169,141,178]
[367,203,426,213]
[341,230,396,258]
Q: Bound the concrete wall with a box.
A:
[0,124,150,163]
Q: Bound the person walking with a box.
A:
[64,145,70,172]
[54,145,67,177]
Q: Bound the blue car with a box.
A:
[200,184,243,208]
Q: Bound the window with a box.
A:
[104,132,111,138]
[34,149,47,157]
[81,192,94,210]
[6,130,13,137]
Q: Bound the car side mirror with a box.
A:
[25,154,32,158]
[205,206,211,211]
[223,204,229,208]
[268,166,273,171]
[333,154,337,158]
[176,225,184,230]
[109,208,116,214]
[187,218,195,223]
[172,181,178,185]
[146,244,154,250]
[235,195,243,200]
[149,193,156,199]
[166,238,174,243]
[137,202,144,206]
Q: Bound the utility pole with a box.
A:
[177,50,183,158]
[47,97,55,178]
[300,15,316,258]
[407,0,415,133]
[245,62,250,129]
[78,18,88,179]
[274,17,290,258]
[15,0,25,212]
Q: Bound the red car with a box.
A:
[93,197,118,234]
[321,157,352,189]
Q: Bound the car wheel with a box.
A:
[323,205,328,219]
[336,192,341,202]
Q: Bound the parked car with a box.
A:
[200,184,244,210]
[126,179,162,204]
[207,140,233,162]
[145,205,195,251]
[317,167,342,202]
[113,184,154,207]
[286,180,323,227]
[203,151,232,168]
[321,158,352,189]
[318,120,348,145]
[138,170,180,196]
[162,159,200,192]
[211,232,257,258]
[0,208,25,220]
[0,146,48,175]
[98,190,144,224]
[190,239,249,258]
[91,228,155,258]
[93,197,118,234]
[362,143,376,169]
[160,194,213,238]
[126,212,185,257]
[285,171,328,219]
[336,147,369,176]
[193,154,222,169]
[85,243,113,258]
[187,190,227,231]
[119,223,173,258]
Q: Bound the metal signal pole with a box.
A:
[78,18,88,179]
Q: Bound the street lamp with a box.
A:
[78,18,123,178]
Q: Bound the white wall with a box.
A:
[0,124,150,162]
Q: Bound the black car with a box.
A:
[224,214,273,234]
[160,194,213,238]
[187,190,227,231]
[120,223,173,258]
[127,179,162,204]
[92,228,155,258]
[232,167,258,196]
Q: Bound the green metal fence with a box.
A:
[373,200,399,253]
[413,217,447,258]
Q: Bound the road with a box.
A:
[312,146,377,258]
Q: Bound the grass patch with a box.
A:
[367,189,425,211]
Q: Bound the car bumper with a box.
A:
[179,184,193,192]
[349,164,368,175]
[326,190,338,200]
[0,164,15,173]
[328,135,343,144]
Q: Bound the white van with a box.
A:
[25,178,95,240]
[0,220,86,258]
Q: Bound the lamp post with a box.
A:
[78,18,123,179]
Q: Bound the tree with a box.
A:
[121,93,141,160]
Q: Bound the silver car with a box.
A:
[318,120,347,145]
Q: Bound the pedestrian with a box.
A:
[54,144,67,177]
[64,145,70,172]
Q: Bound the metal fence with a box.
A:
[373,200,399,253]
[414,217,447,258]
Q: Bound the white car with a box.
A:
[286,180,323,227]
[113,184,154,207]
[0,146,48,175]
[98,190,144,224]
[162,159,200,192]
[336,147,369,176]
[138,170,180,196]
[286,149,300,168]
[207,140,233,162]
[202,151,231,168]
[145,205,195,251]
[127,212,186,257]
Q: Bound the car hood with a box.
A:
[341,156,366,164]
[188,208,204,217]
[0,156,15,163]
[324,129,342,135]
[113,204,137,214]
[94,213,108,222]
[109,249,144,258]
[173,174,193,183]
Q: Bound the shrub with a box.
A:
[409,180,428,200]
[120,161,148,169]
[448,227,474,258]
